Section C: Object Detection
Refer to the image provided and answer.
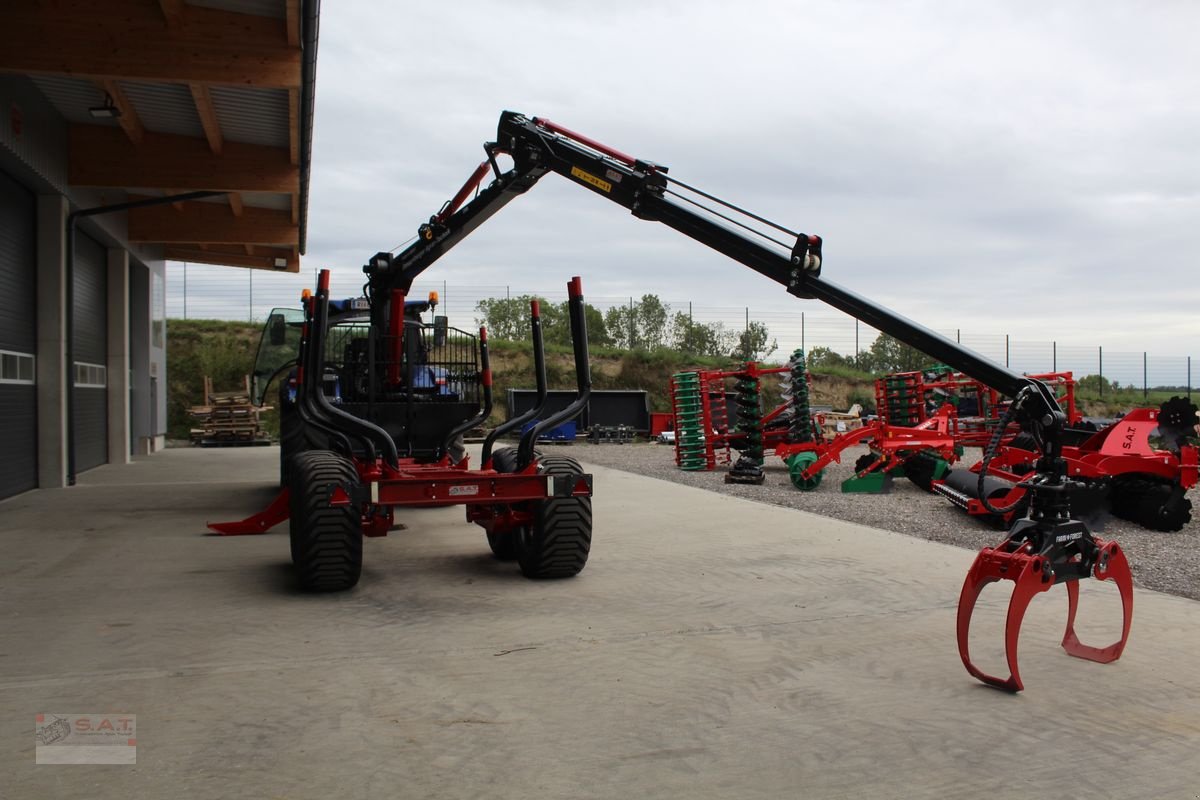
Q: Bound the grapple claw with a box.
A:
[957,546,1054,692]
[1061,540,1133,663]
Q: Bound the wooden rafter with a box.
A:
[229,193,244,217]
[157,0,184,28]
[188,83,223,155]
[128,197,297,246]
[70,126,298,194]
[0,2,300,88]
[165,244,299,273]
[93,78,143,144]
[286,0,301,47]
[288,88,299,165]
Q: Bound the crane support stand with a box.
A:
[725,364,766,485]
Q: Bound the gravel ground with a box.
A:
[573,441,1200,601]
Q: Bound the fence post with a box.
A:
[855,318,859,361]
[1052,340,1056,372]
[1098,346,1103,397]
[629,297,634,349]
[956,328,960,343]
[183,262,188,320]
[1143,352,1148,399]
[801,311,805,353]
[1005,334,1009,367]
[248,269,253,323]
[1189,355,1192,400]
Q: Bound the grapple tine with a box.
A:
[957,546,1054,692]
[1061,540,1134,663]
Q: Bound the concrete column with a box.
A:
[107,248,130,464]
[36,194,68,488]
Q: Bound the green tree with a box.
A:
[732,320,778,362]
[605,294,671,350]
[476,295,610,347]
[670,312,731,357]
[860,334,936,374]
[806,346,851,369]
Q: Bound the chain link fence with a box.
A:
[168,262,1195,397]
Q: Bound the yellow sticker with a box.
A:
[570,166,612,193]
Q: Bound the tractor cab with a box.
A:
[251,291,482,467]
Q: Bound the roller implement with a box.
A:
[216,111,1134,688]
[935,398,1198,532]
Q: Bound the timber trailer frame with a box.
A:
[217,110,1134,690]
[212,271,596,589]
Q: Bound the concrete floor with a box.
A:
[2,447,1200,799]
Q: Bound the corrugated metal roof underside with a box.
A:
[210,86,289,148]
[120,81,205,138]
[28,75,120,128]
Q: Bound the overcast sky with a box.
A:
[295,0,1198,359]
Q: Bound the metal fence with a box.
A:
[167,262,1194,396]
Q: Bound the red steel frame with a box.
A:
[209,275,594,539]
[938,406,1199,524]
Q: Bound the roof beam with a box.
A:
[229,193,244,216]
[286,0,301,47]
[288,88,299,165]
[188,83,223,155]
[165,245,299,273]
[0,2,300,88]
[70,125,298,194]
[129,198,298,246]
[94,79,143,144]
[157,0,185,28]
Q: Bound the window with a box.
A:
[0,350,35,385]
[74,362,107,388]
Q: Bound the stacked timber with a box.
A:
[189,376,272,446]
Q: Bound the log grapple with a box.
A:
[955,386,1135,691]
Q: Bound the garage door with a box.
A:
[0,170,38,500]
[73,229,108,473]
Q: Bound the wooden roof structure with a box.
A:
[0,0,319,272]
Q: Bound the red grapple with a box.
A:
[957,536,1133,692]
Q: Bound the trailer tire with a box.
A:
[484,447,522,560]
[517,455,592,579]
[288,450,363,592]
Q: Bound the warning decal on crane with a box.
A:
[570,166,612,193]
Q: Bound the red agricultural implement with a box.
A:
[935,398,1199,532]
[210,110,1134,689]
[877,368,1082,446]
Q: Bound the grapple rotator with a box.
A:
[956,391,1134,691]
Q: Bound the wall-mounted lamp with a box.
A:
[273,257,289,270]
[88,92,122,120]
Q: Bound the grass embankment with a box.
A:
[167,319,1179,441]
[166,319,878,441]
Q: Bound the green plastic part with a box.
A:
[841,471,892,493]
[785,451,823,491]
